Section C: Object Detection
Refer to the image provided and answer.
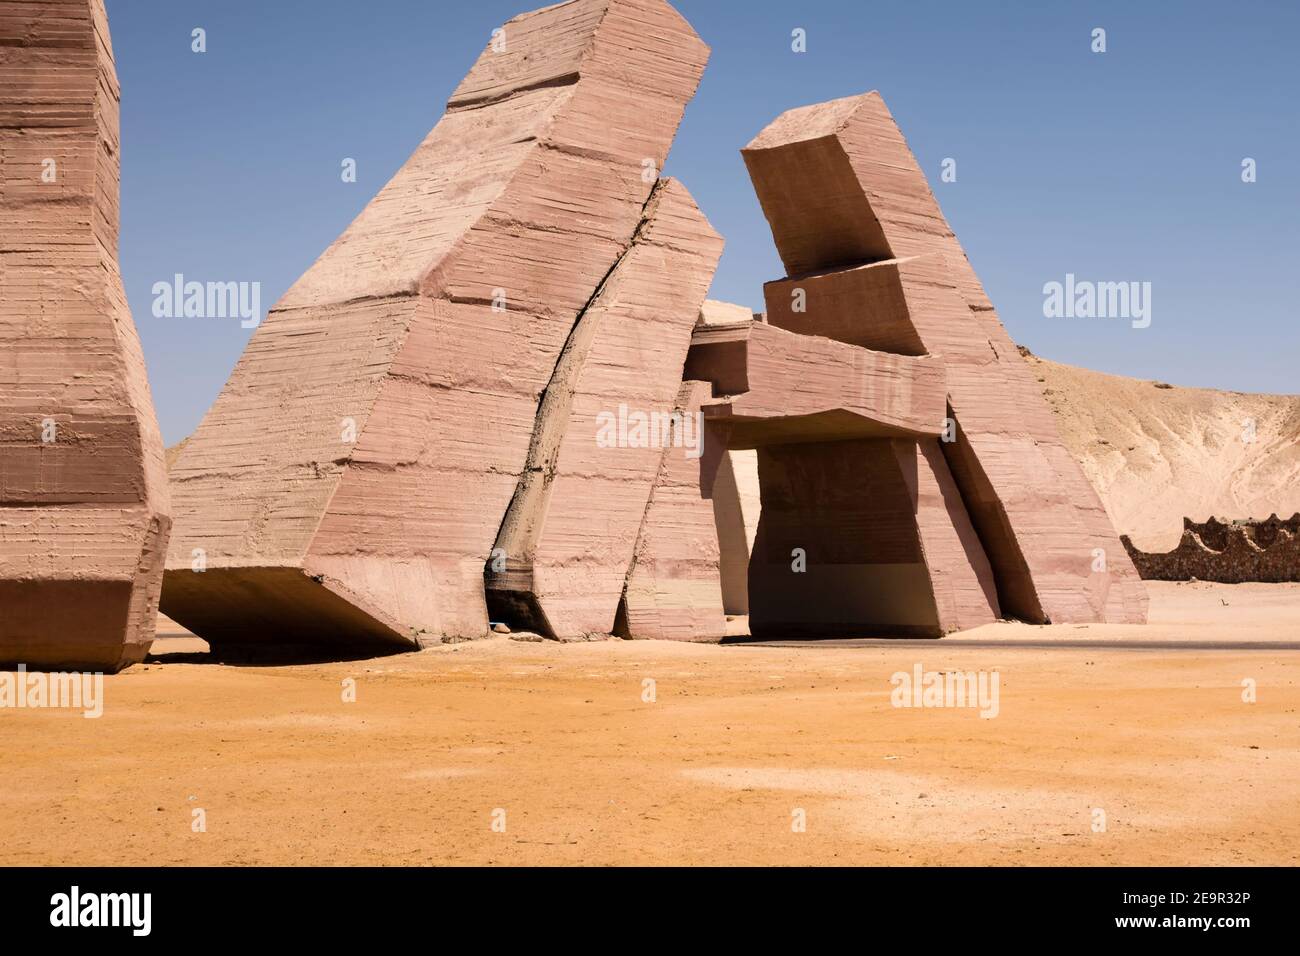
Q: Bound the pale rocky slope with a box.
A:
[1024,350,1300,551]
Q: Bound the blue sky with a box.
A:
[105,0,1299,445]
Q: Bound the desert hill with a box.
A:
[1024,350,1300,551]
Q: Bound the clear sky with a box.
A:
[104,0,1299,445]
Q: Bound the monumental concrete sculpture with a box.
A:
[163,0,719,649]
[4,0,1145,660]
[0,0,171,671]
[736,92,1148,629]
[684,313,999,637]
[615,380,726,640]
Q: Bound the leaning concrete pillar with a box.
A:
[891,439,1000,633]
[0,0,171,672]
[162,0,711,651]
[710,448,760,616]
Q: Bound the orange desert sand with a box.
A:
[1,581,1297,866]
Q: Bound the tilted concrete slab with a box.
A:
[162,0,711,650]
[895,439,1001,633]
[710,446,760,616]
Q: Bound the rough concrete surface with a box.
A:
[162,0,712,651]
[744,92,1147,627]
[0,0,171,672]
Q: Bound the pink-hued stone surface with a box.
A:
[684,305,759,618]
[711,447,759,616]
[741,435,995,638]
[894,439,1000,632]
[0,0,171,671]
[697,299,755,327]
[162,0,710,648]
[619,381,727,641]
[747,438,944,637]
[750,434,999,637]
[744,92,1147,626]
[487,178,723,638]
[685,308,996,636]
[696,321,948,446]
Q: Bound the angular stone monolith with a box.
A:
[0,0,171,672]
[743,92,1147,625]
[162,0,711,650]
[485,178,723,639]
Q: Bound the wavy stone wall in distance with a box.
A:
[1123,514,1300,583]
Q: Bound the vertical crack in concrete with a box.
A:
[484,179,668,635]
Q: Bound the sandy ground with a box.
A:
[2,581,1297,867]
